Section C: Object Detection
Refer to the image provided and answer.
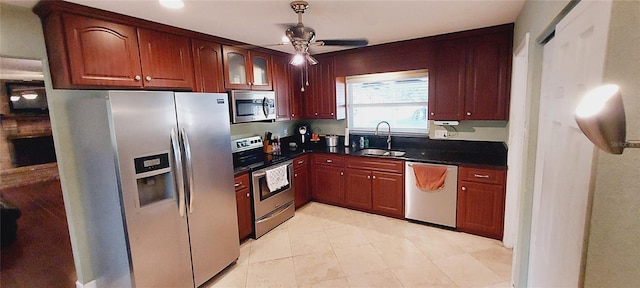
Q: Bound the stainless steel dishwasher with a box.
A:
[405,162,458,228]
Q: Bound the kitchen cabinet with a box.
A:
[429,28,512,120]
[303,57,346,119]
[345,157,405,219]
[191,39,225,93]
[311,154,345,205]
[222,46,272,91]
[457,166,506,240]
[234,173,252,241]
[273,55,303,120]
[41,12,194,90]
[293,155,311,209]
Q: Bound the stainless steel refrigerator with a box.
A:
[63,91,239,287]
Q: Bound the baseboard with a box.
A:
[76,280,97,288]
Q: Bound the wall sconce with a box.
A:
[574,84,639,154]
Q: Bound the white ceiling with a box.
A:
[4,0,524,55]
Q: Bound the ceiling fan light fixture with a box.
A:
[281,35,290,44]
[290,53,305,65]
[159,0,184,9]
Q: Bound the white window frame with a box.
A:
[346,69,429,136]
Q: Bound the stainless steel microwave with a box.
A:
[229,90,276,123]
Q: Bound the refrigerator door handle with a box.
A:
[180,128,195,214]
[171,128,186,217]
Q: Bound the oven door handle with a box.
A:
[253,163,293,179]
[255,201,293,224]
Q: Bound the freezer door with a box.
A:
[175,92,240,286]
[108,91,194,288]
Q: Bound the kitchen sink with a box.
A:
[356,148,406,157]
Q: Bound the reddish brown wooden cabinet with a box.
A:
[273,55,304,121]
[429,28,512,120]
[311,154,345,205]
[303,57,346,119]
[293,155,311,209]
[456,166,506,240]
[191,39,224,93]
[344,168,373,210]
[234,173,252,241]
[42,12,194,90]
[137,28,194,89]
[222,46,272,91]
[345,156,405,219]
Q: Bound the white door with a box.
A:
[528,1,612,286]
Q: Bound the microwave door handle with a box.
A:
[262,97,269,117]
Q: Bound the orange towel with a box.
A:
[413,165,448,191]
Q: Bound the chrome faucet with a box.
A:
[375,121,392,150]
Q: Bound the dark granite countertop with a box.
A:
[234,135,507,176]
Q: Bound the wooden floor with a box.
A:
[1,180,76,288]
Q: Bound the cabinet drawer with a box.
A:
[313,154,345,167]
[234,173,249,192]
[459,166,505,185]
[293,155,309,169]
[346,156,404,173]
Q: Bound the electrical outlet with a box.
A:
[434,130,448,139]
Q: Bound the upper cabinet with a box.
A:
[191,39,225,93]
[38,12,194,90]
[222,46,272,91]
[272,55,303,121]
[303,56,346,120]
[429,27,512,120]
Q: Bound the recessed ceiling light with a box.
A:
[159,0,184,9]
[10,95,20,102]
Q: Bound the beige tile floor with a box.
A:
[204,202,512,288]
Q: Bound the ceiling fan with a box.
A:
[284,1,368,66]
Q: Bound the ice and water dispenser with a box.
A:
[133,153,174,207]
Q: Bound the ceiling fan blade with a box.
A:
[316,39,369,47]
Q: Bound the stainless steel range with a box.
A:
[231,137,295,238]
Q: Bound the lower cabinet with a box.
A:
[371,171,404,218]
[293,155,311,209]
[311,154,345,205]
[234,173,252,241]
[456,166,506,240]
[309,154,404,219]
[345,157,405,219]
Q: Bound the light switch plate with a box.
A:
[434,130,448,139]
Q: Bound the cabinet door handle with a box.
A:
[294,173,298,177]
[466,112,472,116]
[331,112,334,116]
[473,174,490,178]
[315,112,318,116]
[134,75,141,81]
[145,76,152,82]
[430,112,435,116]
[326,159,333,163]
[367,175,370,179]
[462,186,467,191]
[373,175,376,179]
[292,113,295,117]
[340,171,344,176]
[234,183,241,187]
[246,192,250,198]
[297,160,304,164]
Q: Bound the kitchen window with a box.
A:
[346,69,429,135]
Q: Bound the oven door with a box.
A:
[251,160,294,218]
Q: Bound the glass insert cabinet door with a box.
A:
[227,52,247,85]
[252,56,268,85]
